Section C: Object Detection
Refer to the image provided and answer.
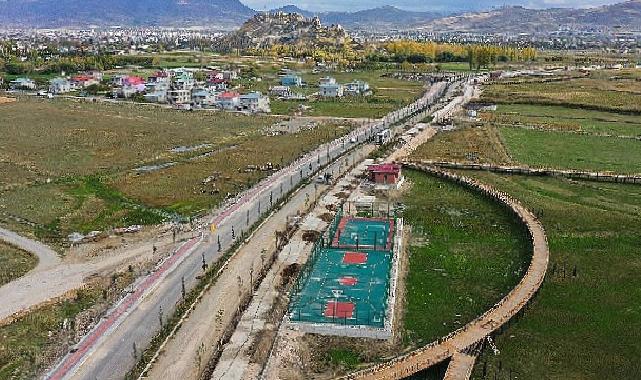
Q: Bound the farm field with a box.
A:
[405,71,641,379]
[410,125,512,165]
[0,97,350,245]
[0,242,37,286]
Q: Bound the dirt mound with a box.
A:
[0,97,16,105]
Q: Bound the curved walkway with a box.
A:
[340,163,550,380]
[417,160,641,185]
[0,227,61,272]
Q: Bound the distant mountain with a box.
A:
[0,0,255,28]
[416,1,641,32]
[1,0,640,31]
[270,5,441,30]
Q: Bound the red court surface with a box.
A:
[342,251,368,264]
[324,301,355,318]
[339,276,358,286]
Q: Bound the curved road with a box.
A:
[0,227,61,272]
[340,163,550,380]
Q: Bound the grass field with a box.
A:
[0,96,351,244]
[484,104,641,137]
[482,70,641,113]
[0,272,135,380]
[410,126,512,165]
[500,128,641,174]
[402,70,641,379]
[0,242,37,286]
[401,170,531,346]
[466,173,641,380]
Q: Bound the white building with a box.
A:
[319,76,337,85]
[167,89,192,104]
[270,85,292,98]
[240,92,270,113]
[10,77,36,91]
[344,80,371,96]
[49,78,72,94]
[319,83,344,97]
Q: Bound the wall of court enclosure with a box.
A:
[416,160,641,185]
[339,163,550,380]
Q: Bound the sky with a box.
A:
[242,0,624,12]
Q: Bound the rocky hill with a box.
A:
[214,12,350,51]
[417,1,641,32]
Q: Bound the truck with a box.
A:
[376,129,392,145]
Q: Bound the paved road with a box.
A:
[46,119,388,380]
[0,227,61,272]
[45,79,456,380]
[147,146,373,380]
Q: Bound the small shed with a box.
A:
[367,163,402,185]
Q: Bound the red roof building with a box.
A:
[367,163,402,185]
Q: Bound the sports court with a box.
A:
[289,247,392,328]
[289,217,396,329]
[331,217,395,251]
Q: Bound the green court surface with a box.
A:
[289,246,393,328]
[332,217,395,251]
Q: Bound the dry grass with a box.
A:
[0,97,352,242]
[0,242,37,286]
[410,126,512,164]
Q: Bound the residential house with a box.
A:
[9,77,36,91]
[270,85,292,98]
[191,89,216,108]
[281,74,303,87]
[319,76,337,85]
[49,78,72,94]
[217,91,240,110]
[144,91,167,103]
[147,71,170,85]
[239,92,270,113]
[319,83,343,97]
[344,80,371,96]
[71,74,99,89]
[112,76,146,98]
[172,73,195,91]
[85,70,104,82]
[221,70,238,81]
[167,89,192,104]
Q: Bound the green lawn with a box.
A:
[466,173,641,380]
[488,104,641,137]
[0,242,37,286]
[401,170,531,347]
[500,128,641,174]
